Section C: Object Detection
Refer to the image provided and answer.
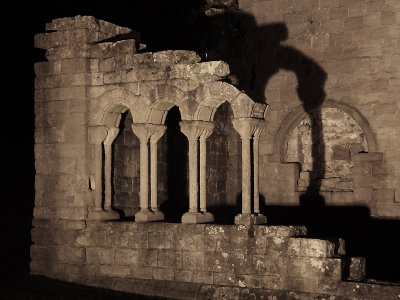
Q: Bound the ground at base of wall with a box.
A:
[0,274,165,300]
[24,273,400,300]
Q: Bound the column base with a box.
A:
[234,213,267,225]
[88,208,120,221]
[181,211,214,224]
[135,210,165,222]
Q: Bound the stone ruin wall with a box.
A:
[31,3,400,299]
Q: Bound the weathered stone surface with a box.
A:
[32,8,400,299]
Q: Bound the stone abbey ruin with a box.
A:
[32,0,399,299]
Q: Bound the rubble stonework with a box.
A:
[33,14,400,299]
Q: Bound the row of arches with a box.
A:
[87,83,378,223]
[87,83,268,225]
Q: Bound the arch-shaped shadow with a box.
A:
[203,11,327,210]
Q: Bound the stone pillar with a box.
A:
[103,127,120,212]
[180,121,214,223]
[232,118,267,225]
[253,127,263,214]
[200,126,214,214]
[132,123,166,222]
[87,125,119,220]
[149,124,166,221]
[131,124,151,221]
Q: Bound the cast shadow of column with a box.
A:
[203,10,327,216]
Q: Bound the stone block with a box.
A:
[76,230,107,247]
[252,255,280,276]
[99,57,115,72]
[372,189,395,202]
[366,0,386,14]
[354,188,373,203]
[115,248,140,266]
[86,247,114,265]
[33,207,59,219]
[349,4,366,17]
[323,20,345,34]
[152,268,174,281]
[344,16,364,30]
[61,58,90,74]
[34,61,62,76]
[35,73,88,89]
[148,231,166,249]
[127,230,149,249]
[106,230,130,248]
[381,11,397,25]
[99,265,131,277]
[286,257,343,280]
[300,238,336,258]
[46,44,92,60]
[286,277,319,294]
[131,267,153,280]
[182,251,205,271]
[331,191,356,204]
[58,246,86,263]
[59,207,88,220]
[347,257,366,281]
[35,29,103,49]
[192,271,213,284]
[332,145,350,160]
[320,0,342,8]
[375,201,400,217]
[158,250,182,269]
[330,7,349,20]
[174,270,193,283]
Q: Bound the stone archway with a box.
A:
[270,99,378,163]
[268,99,379,202]
[88,102,135,220]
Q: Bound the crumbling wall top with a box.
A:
[45,15,132,36]
[35,16,137,50]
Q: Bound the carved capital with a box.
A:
[132,123,166,144]
[232,118,265,139]
[131,123,151,143]
[180,120,214,141]
[148,124,167,144]
[253,125,265,140]
[200,123,215,141]
[88,125,108,144]
[103,126,120,145]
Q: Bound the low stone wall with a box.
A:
[30,221,400,298]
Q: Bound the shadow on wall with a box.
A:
[203,10,327,205]
[201,7,399,282]
[264,203,400,282]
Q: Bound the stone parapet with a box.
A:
[30,221,399,299]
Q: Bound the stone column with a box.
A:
[87,125,119,220]
[200,125,214,215]
[131,124,151,221]
[180,121,214,223]
[149,124,166,221]
[103,127,120,212]
[253,126,263,214]
[132,123,167,222]
[232,118,267,225]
